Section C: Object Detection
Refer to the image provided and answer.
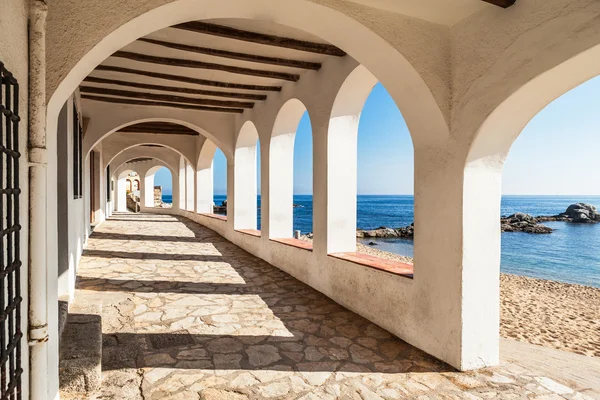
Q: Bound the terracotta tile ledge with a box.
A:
[329,252,414,278]
[270,238,313,251]
[199,213,227,221]
[236,229,261,237]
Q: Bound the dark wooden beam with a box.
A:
[481,0,516,7]
[139,37,321,70]
[127,157,155,162]
[81,94,244,113]
[120,122,199,136]
[95,65,281,92]
[83,76,267,101]
[174,22,346,57]
[79,86,254,109]
[113,51,300,81]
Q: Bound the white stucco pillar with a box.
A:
[268,133,295,238]
[172,172,180,212]
[227,158,234,227]
[178,156,186,209]
[310,113,329,256]
[412,146,499,370]
[233,145,257,230]
[144,172,155,208]
[196,162,213,213]
[116,176,127,212]
[185,161,195,211]
[326,116,358,253]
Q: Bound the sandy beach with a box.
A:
[343,241,600,358]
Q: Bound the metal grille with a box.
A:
[0,62,23,400]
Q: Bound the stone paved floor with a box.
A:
[75,213,596,399]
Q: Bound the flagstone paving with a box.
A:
[75,213,595,399]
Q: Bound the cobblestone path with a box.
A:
[76,213,593,399]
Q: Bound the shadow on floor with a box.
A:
[80,213,455,375]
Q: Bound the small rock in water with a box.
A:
[368,241,378,246]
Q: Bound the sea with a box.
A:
[162,194,600,288]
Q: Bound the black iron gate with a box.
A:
[0,62,23,400]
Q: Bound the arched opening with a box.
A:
[234,121,259,230]
[465,45,600,367]
[145,166,174,209]
[115,169,139,212]
[355,84,414,260]
[213,148,228,216]
[269,99,311,239]
[485,76,600,359]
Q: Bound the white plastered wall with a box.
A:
[57,95,88,301]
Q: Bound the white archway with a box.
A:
[142,164,174,209]
[115,169,136,212]
[104,141,194,172]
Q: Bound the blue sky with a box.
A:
[155,76,600,196]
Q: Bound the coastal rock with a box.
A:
[500,213,552,234]
[560,203,600,223]
[356,224,414,239]
[535,203,600,224]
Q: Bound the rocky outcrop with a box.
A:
[559,203,599,223]
[356,224,414,239]
[536,203,600,224]
[500,213,552,233]
[213,199,227,214]
[301,203,599,240]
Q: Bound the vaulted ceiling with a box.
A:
[80,19,346,119]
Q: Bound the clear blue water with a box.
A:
[164,194,600,288]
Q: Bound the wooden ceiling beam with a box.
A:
[113,51,300,81]
[79,86,255,108]
[95,65,281,92]
[174,21,346,57]
[83,76,267,101]
[127,157,155,162]
[81,94,244,113]
[119,122,199,136]
[138,37,321,70]
[481,0,516,8]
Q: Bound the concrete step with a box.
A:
[59,292,103,398]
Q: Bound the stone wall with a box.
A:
[154,186,162,207]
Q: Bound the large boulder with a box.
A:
[560,203,599,223]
